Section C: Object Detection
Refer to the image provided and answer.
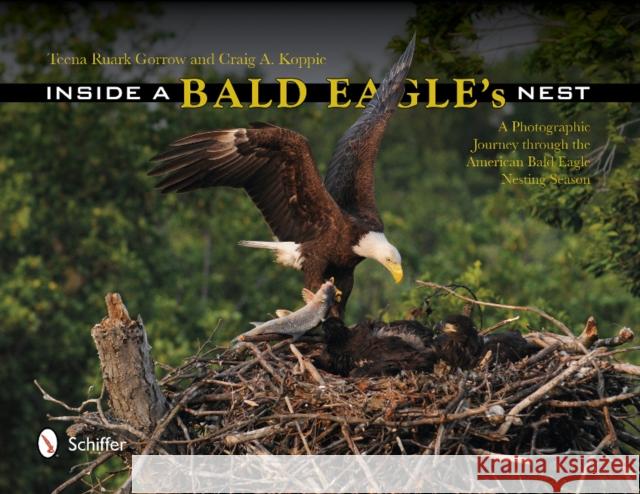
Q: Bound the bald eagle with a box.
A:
[149,36,415,317]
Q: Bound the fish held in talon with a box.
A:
[231,280,339,345]
[149,36,416,319]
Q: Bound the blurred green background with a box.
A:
[0,3,638,492]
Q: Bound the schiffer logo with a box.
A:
[476,455,639,493]
[38,428,58,458]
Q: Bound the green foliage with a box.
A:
[0,5,170,491]
[578,144,640,293]
[397,3,640,310]
[528,4,639,85]
[526,5,640,296]
[390,3,484,76]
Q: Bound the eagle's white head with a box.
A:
[352,231,403,283]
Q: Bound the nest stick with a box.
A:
[224,425,282,447]
[480,316,520,335]
[498,352,596,435]
[593,327,634,348]
[548,389,640,408]
[611,363,640,377]
[290,343,326,385]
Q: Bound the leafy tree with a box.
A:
[393,2,640,296]
[0,4,172,491]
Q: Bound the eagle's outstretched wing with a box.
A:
[149,123,342,242]
[323,34,415,228]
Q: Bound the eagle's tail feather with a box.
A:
[238,240,304,270]
[238,240,281,250]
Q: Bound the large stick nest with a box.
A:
[159,336,640,456]
[41,285,640,493]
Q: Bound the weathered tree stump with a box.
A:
[91,293,168,434]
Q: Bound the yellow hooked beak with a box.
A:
[384,261,404,284]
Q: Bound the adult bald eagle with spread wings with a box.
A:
[149,36,415,318]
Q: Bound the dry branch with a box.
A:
[480,316,520,335]
[594,327,635,348]
[290,343,325,385]
[416,280,576,340]
[224,425,283,447]
[526,326,635,352]
[548,389,640,408]
[612,363,640,376]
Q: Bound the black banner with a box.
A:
[0,82,638,104]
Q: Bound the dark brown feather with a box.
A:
[323,34,415,227]
[482,331,539,364]
[149,124,344,243]
[316,318,437,377]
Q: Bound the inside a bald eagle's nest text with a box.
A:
[466,120,595,187]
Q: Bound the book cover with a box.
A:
[1,2,638,492]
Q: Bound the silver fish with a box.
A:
[232,280,341,344]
